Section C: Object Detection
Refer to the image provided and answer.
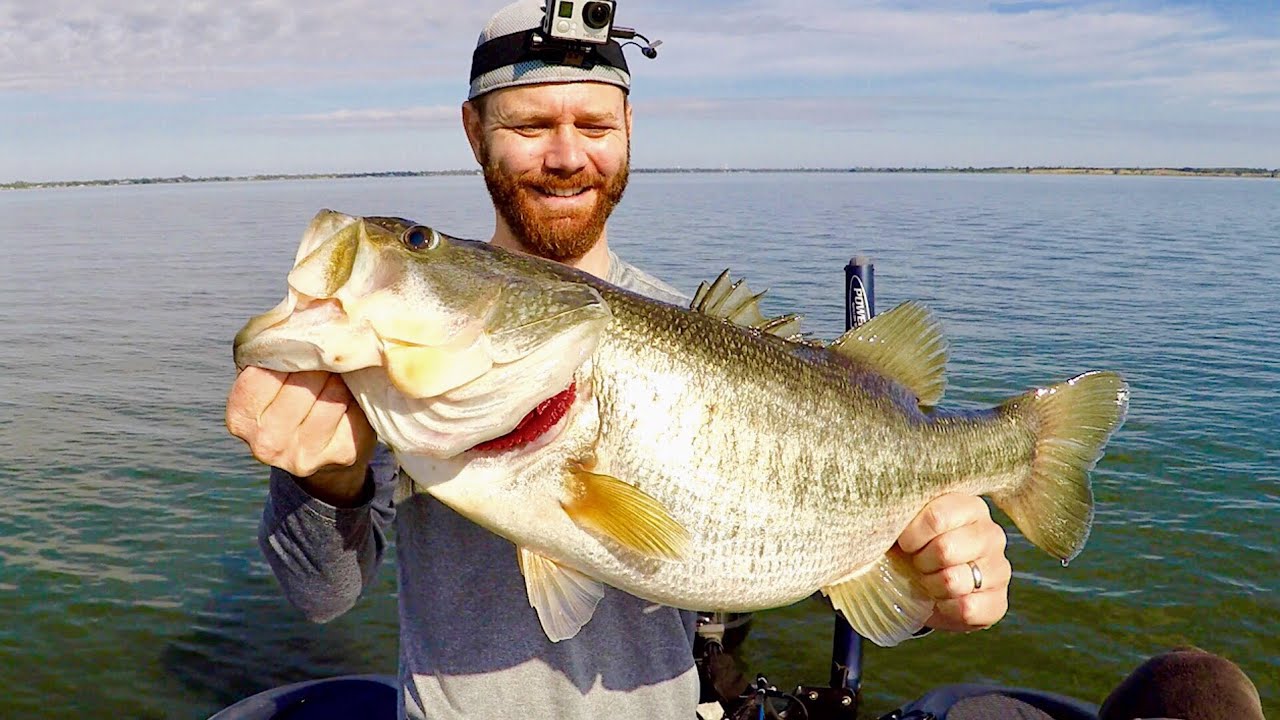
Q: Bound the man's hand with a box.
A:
[226,367,377,507]
[896,494,1011,633]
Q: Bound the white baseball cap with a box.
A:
[468,0,631,100]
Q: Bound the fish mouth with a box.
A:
[468,382,578,454]
[233,295,380,373]
[276,297,347,330]
[234,295,343,347]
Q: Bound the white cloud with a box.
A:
[0,0,489,91]
[625,1,1280,107]
[628,1,1203,74]
[271,104,460,129]
[2,0,1277,177]
[1208,98,1280,114]
[634,94,966,129]
[4,0,1278,109]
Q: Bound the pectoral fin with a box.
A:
[563,463,691,560]
[517,546,605,642]
[821,547,934,647]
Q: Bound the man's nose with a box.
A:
[544,125,588,174]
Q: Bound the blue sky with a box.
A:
[2,0,1278,183]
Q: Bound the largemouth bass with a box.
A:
[233,210,1129,646]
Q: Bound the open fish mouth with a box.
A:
[233,292,379,374]
[277,297,345,330]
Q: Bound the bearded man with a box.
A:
[224,2,1014,718]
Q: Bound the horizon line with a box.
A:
[4,165,1278,190]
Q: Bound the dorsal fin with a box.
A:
[691,270,804,339]
[829,301,948,407]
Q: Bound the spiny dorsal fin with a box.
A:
[691,270,804,340]
[829,300,948,407]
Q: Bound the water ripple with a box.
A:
[1,173,1276,718]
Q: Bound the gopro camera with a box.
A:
[543,0,616,45]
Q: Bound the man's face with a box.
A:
[467,82,631,262]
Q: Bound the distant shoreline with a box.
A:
[3,165,1277,190]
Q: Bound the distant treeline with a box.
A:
[4,166,1277,190]
[886,166,1280,178]
[0,170,480,190]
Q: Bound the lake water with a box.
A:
[0,173,1275,718]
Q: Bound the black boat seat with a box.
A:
[208,675,398,720]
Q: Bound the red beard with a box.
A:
[481,144,630,262]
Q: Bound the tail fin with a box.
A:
[991,371,1129,563]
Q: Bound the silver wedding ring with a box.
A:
[968,561,983,591]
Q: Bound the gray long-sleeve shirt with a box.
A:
[259,252,701,719]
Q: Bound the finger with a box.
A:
[298,373,356,440]
[925,588,1009,633]
[918,553,1012,600]
[226,367,289,439]
[257,371,332,430]
[347,397,376,454]
[896,494,991,555]
[315,404,375,472]
[910,521,1001,575]
[300,379,371,473]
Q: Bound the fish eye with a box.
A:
[402,225,440,251]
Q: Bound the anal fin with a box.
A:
[517,546,605,642]
[821,547,934,647]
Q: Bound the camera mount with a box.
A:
[469,1,660,86]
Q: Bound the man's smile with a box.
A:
[538,186,590,197]
[529,184,597,210]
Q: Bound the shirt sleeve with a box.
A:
[257,445,400,622]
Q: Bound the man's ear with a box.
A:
[462,100,484,164]
[625,98,633,138]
